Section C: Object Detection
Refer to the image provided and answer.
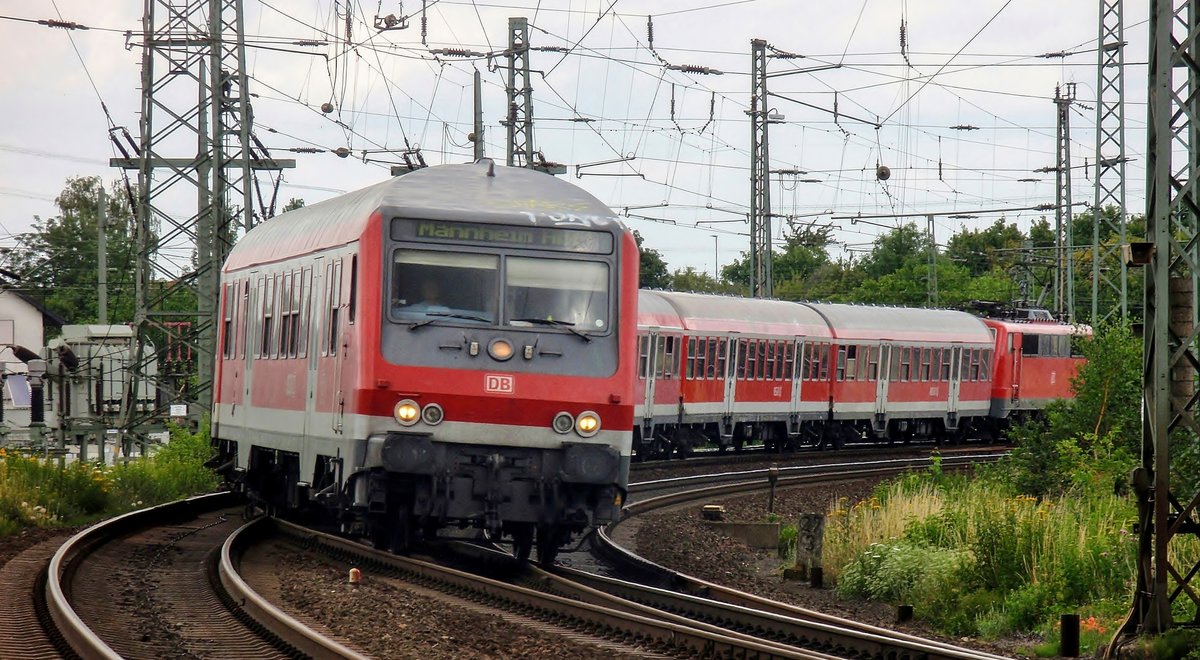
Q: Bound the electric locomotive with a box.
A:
[210,160,637,564]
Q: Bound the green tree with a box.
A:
[3,177,139,326]
[858,222,929,279]
[721,224,833,295]
[281,197,306,213]
[1005,322,1140,497]
[634,230,670,289]
[667,267,737,294]
[945,218,1025,277]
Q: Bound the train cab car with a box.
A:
[804,303,995,444]
[634,291,834,458]
[982,318,1089,423]
[211,161,638,564]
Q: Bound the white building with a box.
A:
[0,290,66,430]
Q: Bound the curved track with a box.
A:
[257,517,843,658]
[40,492,363,660]
[582,450,1012,660]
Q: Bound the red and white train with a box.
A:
[207,160,1088,562]
[210,161,638,564]
[632,291,1088,459]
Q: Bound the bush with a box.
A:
[837,540,970,604]
[0,422,218,534]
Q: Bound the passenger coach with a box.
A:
[211,161,638,564]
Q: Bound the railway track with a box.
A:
[580,450,1013,659]
[449,451,1011,659]
[257,518,834,658]
[30,492,364,660]
[7,448,1006,659]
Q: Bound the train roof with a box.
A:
[638,291,833,338]
[803,302,993,343]
[980,317,1093,336]
[225,161,625,271]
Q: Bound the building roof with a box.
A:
[6,290,67,327]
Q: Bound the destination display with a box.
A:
[391,218,613,254]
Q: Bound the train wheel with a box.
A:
[536,524,562,567]
[369,515,390,550]
[512,524,534,562]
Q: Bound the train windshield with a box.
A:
[391,250,499,323]
[505,257,609,332]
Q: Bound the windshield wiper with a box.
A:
[510,317,592,343]
[409,312,493,331]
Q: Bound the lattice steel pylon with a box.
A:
[749,39,773,299]
[1112,0,1200,646]
[1054,83,1076,322]
[1091,0,1128,326]
[113,0,292,430]
[505,17,534,168]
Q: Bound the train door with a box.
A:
[330,258,345,433]
[722,335,740,433]
[244,275,259,405]
[947,344,963,423]
[1009,333,1022,404]
[304,259,322,439]
[874,343,891,418]
[788,337,803,431]
[641,329,659,429]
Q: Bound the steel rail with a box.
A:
[220,517,371,660]
[592,453,1010,660]
[43,491,355,660]
[627,450,1007,501]
[44,492,238,660]
[267,517,834,659]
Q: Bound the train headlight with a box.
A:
[488,338,514,361]
[552,412,574,434]
[394,399,420,426]
[421,403,444,425]
[574,411,601,437]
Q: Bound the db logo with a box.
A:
[485,374,514,394]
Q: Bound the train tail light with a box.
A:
[421,403,444,425]
[552,412,574,434]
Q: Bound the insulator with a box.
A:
[646,15,654,46]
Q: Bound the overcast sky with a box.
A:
[0,1,1150,276]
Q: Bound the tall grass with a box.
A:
[0,424,218,533]
[824,467,1151,648]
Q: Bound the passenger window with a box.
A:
[261,277,274,358]
[637,335,650,378]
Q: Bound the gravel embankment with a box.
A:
[273,548,658,660]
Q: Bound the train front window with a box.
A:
[505,257,609,332]
[391,250,498,323]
